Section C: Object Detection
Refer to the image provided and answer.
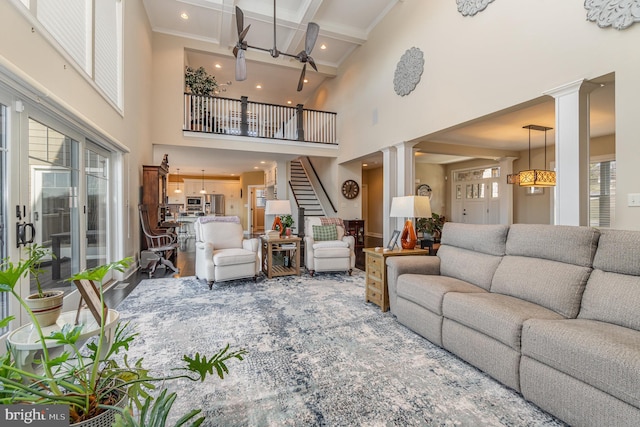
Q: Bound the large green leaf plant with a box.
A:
[0,255,246,426]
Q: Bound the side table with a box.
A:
[260,236,301,279]
[363,247,430,311]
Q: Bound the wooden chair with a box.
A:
[138,204,179,277]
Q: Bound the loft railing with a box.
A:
[183,94,337,145]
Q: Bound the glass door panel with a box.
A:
[0,103,7,335]
[86,143,109,268]
[28,119,79,294]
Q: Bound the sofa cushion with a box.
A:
[438,246,502,291]
[578,269,640,332]
[440,222,509,256]
[312,240,348,249]
[592,228,640,276]
[212,248,257,266]
[312,224,338,241]
[313,246,351,258]
[397,274,487,315]
[522,318,640,409]
[505,224,599,267]
[199,222,244,250]
[491,256,592,318]
[443,293,563,350]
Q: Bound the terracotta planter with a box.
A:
[25,290,64,327]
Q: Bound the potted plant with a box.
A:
[280,214,295,237]
[184,66,218,97]
[23,244,64,327]
[417,213,446,242]
[0,255,246,426]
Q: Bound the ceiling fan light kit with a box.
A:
[233,1,320,91]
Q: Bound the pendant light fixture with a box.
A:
[174,168,182,193]
[507,124,556,187]
[200,169,207,194]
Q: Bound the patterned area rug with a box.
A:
[115,272,565,426]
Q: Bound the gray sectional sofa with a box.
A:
[386,223,640,427]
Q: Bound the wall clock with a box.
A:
[341,180,360,199]
[416,184,432,199]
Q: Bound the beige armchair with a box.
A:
[194,217,260,289]
[304,217,355,276]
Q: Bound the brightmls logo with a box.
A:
[2,405,68,426]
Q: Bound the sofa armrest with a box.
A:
[386,256,441,313]
[342,235,355,251]
[243,238,259,252]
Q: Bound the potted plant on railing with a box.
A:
[416,213,446,242]
[23,243,64,327]
[0,255,246,426]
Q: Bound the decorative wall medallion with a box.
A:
[456,0,495,17]
[585,0,640,30]
[393,47,424,97]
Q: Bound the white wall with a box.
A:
[0,0,154,259]
[307,0,640,230]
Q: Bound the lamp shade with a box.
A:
[265,200,291,215]
[389,196,432,219]
[390,196,432,250]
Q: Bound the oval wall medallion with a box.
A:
[457,0,496,17]
[393,47,424,97]
[585,0,640,30]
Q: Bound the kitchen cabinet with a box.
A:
[167,182,185,205]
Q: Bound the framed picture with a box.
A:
[387,230,401,250]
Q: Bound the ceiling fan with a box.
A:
[233,0,320,92]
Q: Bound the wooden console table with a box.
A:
[260,236,301,279]
[363,247,430,311]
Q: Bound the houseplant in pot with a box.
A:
[23,243,64,327]
[0,255,246,426]
[417,213,446,242]
[280,214,295,237]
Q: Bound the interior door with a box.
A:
[251,186,265,234]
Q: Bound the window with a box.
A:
[0,103,7,335]
[589,159,616,228]
[17,0,123,109]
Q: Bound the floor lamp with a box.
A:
[390,196,432,250]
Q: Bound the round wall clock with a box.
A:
[341,180,360,199]
[416,184,432,199]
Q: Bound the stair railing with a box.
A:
[300,157,337,214]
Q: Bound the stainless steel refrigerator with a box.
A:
[205,194,225,215]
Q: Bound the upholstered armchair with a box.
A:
[194,217,260,289]
[304,217,355,276]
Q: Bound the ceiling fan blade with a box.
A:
[235,49,247,81]
[305,22,319,54]
[239,24,251,43]
[297,63,307,92]
[235,6,245,37]
[308,56,318,72]
[233,46,239,58]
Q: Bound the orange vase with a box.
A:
[400,219,417,250]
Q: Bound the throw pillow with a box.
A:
[313,224,338,241]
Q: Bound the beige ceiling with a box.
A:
[144,1,616,174]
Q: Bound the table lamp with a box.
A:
[265,199,292,236]
[390,195,432,249]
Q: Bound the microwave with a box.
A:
[186,196,203,211]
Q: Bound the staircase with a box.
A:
[290,160,324,217]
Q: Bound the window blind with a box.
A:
[589,160,616,227]
[95,0,122,106]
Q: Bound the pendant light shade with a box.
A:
[174,168,182,193]
[507,125,556,187]
[200,169,207,194]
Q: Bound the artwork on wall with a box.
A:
[456,0,496,17]
[584,0,640,30]
[393,47,424,96]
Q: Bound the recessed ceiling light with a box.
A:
[287,100,292,104]
[215,64,221,69]
[260,161,266,164]
[363,163,368,167]
[320,44,327,50]
[180,12,189,20]
[256,84,262,89]
[303,79,308,83]
[254,166,259,169]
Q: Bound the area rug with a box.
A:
[115,272,565,426]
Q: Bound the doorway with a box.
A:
[451,166,501,224]
[249,185,265,235]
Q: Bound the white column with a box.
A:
[381,147,397,242]
[544,80,598,226]
[395,141,418,198]
[499,157,517,224]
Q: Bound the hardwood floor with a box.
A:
[104,247,195,308]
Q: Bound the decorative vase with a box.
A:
[25,290,64,327]
[285,228,292,237]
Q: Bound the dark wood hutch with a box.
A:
[141,155,169,249]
